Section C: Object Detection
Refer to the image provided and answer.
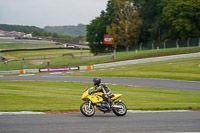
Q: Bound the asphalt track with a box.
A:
[0,74,200,91]
[0,111,200,133]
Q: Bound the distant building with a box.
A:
[0,30,5,36]
[0,30,25,38]
[6,31,24,38]
[23,33,32,39]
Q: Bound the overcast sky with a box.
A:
[0,0,108,28]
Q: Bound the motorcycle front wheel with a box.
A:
[80,102,95,117]
[113,102,127,116]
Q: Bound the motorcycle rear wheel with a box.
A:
[113,102,127,116]
[80,102,95,117]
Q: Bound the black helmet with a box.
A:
[93,78,101,86]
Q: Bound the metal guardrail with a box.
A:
[137,38,200,51]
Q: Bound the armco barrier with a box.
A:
[0,69,39,74]
[79,66,93,70]
[0,65,92,74]
[25,69,39,73]
[19,70,25,74]
[0,70,20,75]
[39,66,79,72]
[87,66,92,70]
[39,65,93,72]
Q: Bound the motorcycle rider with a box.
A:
[91,78,113,106]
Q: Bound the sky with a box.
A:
[0,0,108,28]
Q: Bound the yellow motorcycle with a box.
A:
[80,86,127,117]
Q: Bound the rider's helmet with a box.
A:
[93,78,101,86]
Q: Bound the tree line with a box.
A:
[0,24,45,34]
[44,24,86,37]
[87,0,200,54]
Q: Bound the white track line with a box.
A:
[127,110,192,113]
[170,132,200,133]
[19,74,35,76]
[49,72,62,75]
[0,111,44,115]
[66,72,74,74]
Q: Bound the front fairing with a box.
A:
[81,86,94,100]
[81,86,103,103]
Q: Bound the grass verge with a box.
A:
[1,47,200,71]
[0,49,91,70]
[68,57,200,81]
[1,49,90,58]
[0,80,200,112]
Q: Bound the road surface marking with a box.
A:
[66,72,74,74]
[50,72,62,75]
[0,111,45,115]
[19,74,35,76]
[128,110,192,113]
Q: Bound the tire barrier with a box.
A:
[0,65,93,74]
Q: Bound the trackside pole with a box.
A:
[199,38,200,47]
[113,47,116,59]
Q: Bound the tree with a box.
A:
[0,24,45,34]
[107,0,142,51]
[52,32,58,38]
[32,29,41,37]
[87,12,109,54]
[86,0,115,54]
[132,0,163,42]
[75,36,86,44]
[161,0,200,40]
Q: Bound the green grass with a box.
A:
[113,47,200,61]
[1,49,90,58]
[69,57,200,81]
[1,47,200,71]
[0,60,23,71]
[0,80,200,111]
[0,49,91,70]
[105,56,200,69]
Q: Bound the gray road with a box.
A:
[0,74,200,91]
[0,111,200,133]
